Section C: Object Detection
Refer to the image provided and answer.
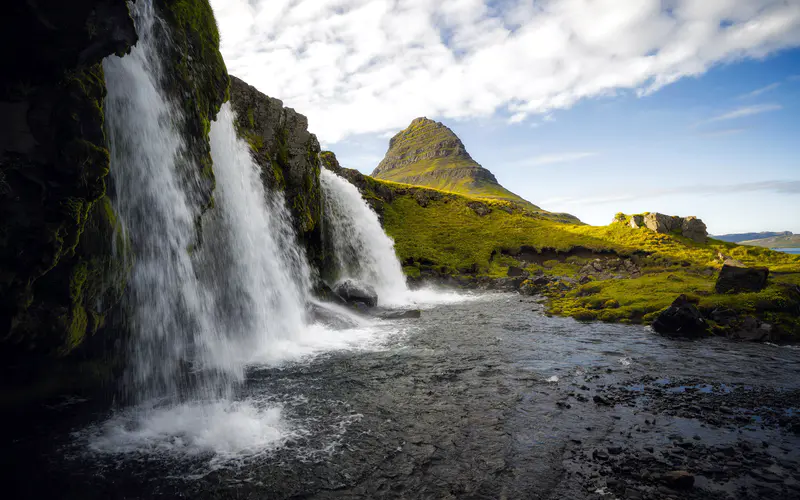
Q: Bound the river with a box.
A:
[6,293,800,500]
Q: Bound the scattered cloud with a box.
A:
[700,128,747,138]
[542,180,800,207]
[738,82,781,98]
[524,152,599,167]
[705,104,782,123]
[211,0,800,143]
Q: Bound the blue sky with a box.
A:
[211,0,800,234]
[332,49,800,233]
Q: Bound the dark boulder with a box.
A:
[507,266,528,278]
[715,264,769,294]
[651,295,708,338]
[333,279,378,307]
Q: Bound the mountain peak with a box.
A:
[372,117,522,203]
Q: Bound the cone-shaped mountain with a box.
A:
[372,117,536,207]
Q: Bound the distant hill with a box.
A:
[739,234,800,249]
[371,117,577,221]
[713,231,793,243]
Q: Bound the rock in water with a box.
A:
[333,279,379,307]
[715,264,769,293]
[379,309,421,320]
[651,295,708,338]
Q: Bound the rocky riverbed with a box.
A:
[5,293,800,499]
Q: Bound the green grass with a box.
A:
[364,174,800,334]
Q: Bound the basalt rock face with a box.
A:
[0,0,137,363]
[0,0,230,400]
[228,76,325,270]
[372,117,532,205]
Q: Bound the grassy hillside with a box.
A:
[740,234,800,249]
[340,167,800,336]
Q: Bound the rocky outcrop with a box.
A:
[0,0,137,362]
[715,264,769,294]
[579,258,640,280]
[651,295,709,338]
[228,76,325,269]
[617,212,707,243]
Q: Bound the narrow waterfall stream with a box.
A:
[320,168,468,307]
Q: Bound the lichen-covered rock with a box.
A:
[644,213,682,234]
[620,212,708,243]
[681,216,707,243]
[715,264,769,294]
[228,75,325,269]
[651,295,708,338]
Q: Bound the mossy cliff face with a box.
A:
[0,0,136,363]
[152,0,230,211]
[0,0,229,400]
[228,76,325,269]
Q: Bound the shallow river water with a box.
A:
[6,293,800,499]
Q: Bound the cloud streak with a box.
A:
[738,82,781,99]
[210,0,800,143]
[706,104,782,123]
[542,180,800,207]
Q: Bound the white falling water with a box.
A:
[104,0,219,402]
[95,0,309,455]
[320,168,409,306]
[320,168,478,308]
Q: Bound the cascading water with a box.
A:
[320,168,475,308]
[320,168,410,305]
[94,0,318,454]
[104,0,218,403]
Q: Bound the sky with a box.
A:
[210,0,800,234]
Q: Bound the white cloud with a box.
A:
[705,103,782,123]
[524,152,599,166]
[738,82,781,98]
[210,0,800,143]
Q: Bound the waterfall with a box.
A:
[104,0,310,404]
[104,0,217,402]
[320,168,410,306]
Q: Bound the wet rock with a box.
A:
[660,470,694,490]
[333,279,378,307]
[651,295,708,338]
[379,309,421,320]
[715,264,769,294]
[593,395,611,406]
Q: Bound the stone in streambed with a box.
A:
[333,279,379,307]
[379,309,421,320]
[651,295,708,338]
[660,470,694,490]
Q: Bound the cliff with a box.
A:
[371,118,578,222]
[228,76,327,271]
[0,0,229,401]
